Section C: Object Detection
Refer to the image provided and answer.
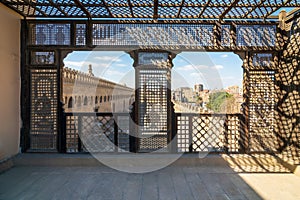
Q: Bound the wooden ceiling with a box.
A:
[0,0,299,20]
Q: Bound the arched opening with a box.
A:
[172,52,243,114]
[83,96,88,106]
[63,51,134,113]
[90,96,93,105]
[77,96,81,107]
[68,97,73,108]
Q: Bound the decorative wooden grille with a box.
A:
[30,69,58,150]
[65,113,130,153]
[177,114,241,153]
[31,51,55,65]
[92,23,275,48]
[249,71,277,152]
[76,24,86,46]
[25,21,278,51]
[253,53,273,67]
[29,23,71,45]
[137,68,169,152]
[237,25,276,47]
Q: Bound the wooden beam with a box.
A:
[101,0,113,18]
[48,0,69,17]
[23,0,48,17]
[153,0,158,19]
[74,0,92,19]
[176,0,185,18]
[242,0,268,19]
[197,0,212,18]
[127,0,134,17]
[219,0,240,20]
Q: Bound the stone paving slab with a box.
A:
[1,153,300,200]
[1,165,300,200]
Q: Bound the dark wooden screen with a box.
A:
[29,68,58,151]
[137,68,169,152]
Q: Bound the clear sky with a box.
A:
[64,51,243,90]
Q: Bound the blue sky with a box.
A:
[64,51,243,90]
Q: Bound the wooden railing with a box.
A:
[63,112,245,153]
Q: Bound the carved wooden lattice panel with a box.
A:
[30,69,58,150]
[31,51,55,65]
[138,68,169,152]
[176,114,241,153]
[92,23,214,47]
[29,23,71,45]
[65,114,130,153]
[237,25,276,47]
[192,115,226,152]
[66,115,79,152]
[249,71,277,152]
[80,116,115,153]
[76,24,86,46]
[226,115,241,152]
[177,115,190,152]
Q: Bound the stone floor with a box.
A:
[0,154,300,200]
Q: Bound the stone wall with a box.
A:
[63,67,134,113]
[0,5,21,161]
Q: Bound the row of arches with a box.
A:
[64,94,135,112]
[65,95,133,108]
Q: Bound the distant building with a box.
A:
[63,65,134,113]
[227,85,241,96]
[173,87,195,103]
[194,84,204,93]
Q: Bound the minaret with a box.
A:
[88,64,94,76]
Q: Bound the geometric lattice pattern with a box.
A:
[30,69,58,150]
[26,21,278,50]
[31,51,55,65]
[177,114,241,153]
[249,70,277,152]
[137,66,169,152]
[76,24,86,46]
[2,0,299,20]
[65,115,79,153]
[252,53,273,67]
[93,23,215,47]
[237,25,276,47]
[29,23,71,45]
[91,23,276,49]
[65,113,130,153]
[139,136,168,152]
[80,115,115,152]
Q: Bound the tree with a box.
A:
[206,92,235,113]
